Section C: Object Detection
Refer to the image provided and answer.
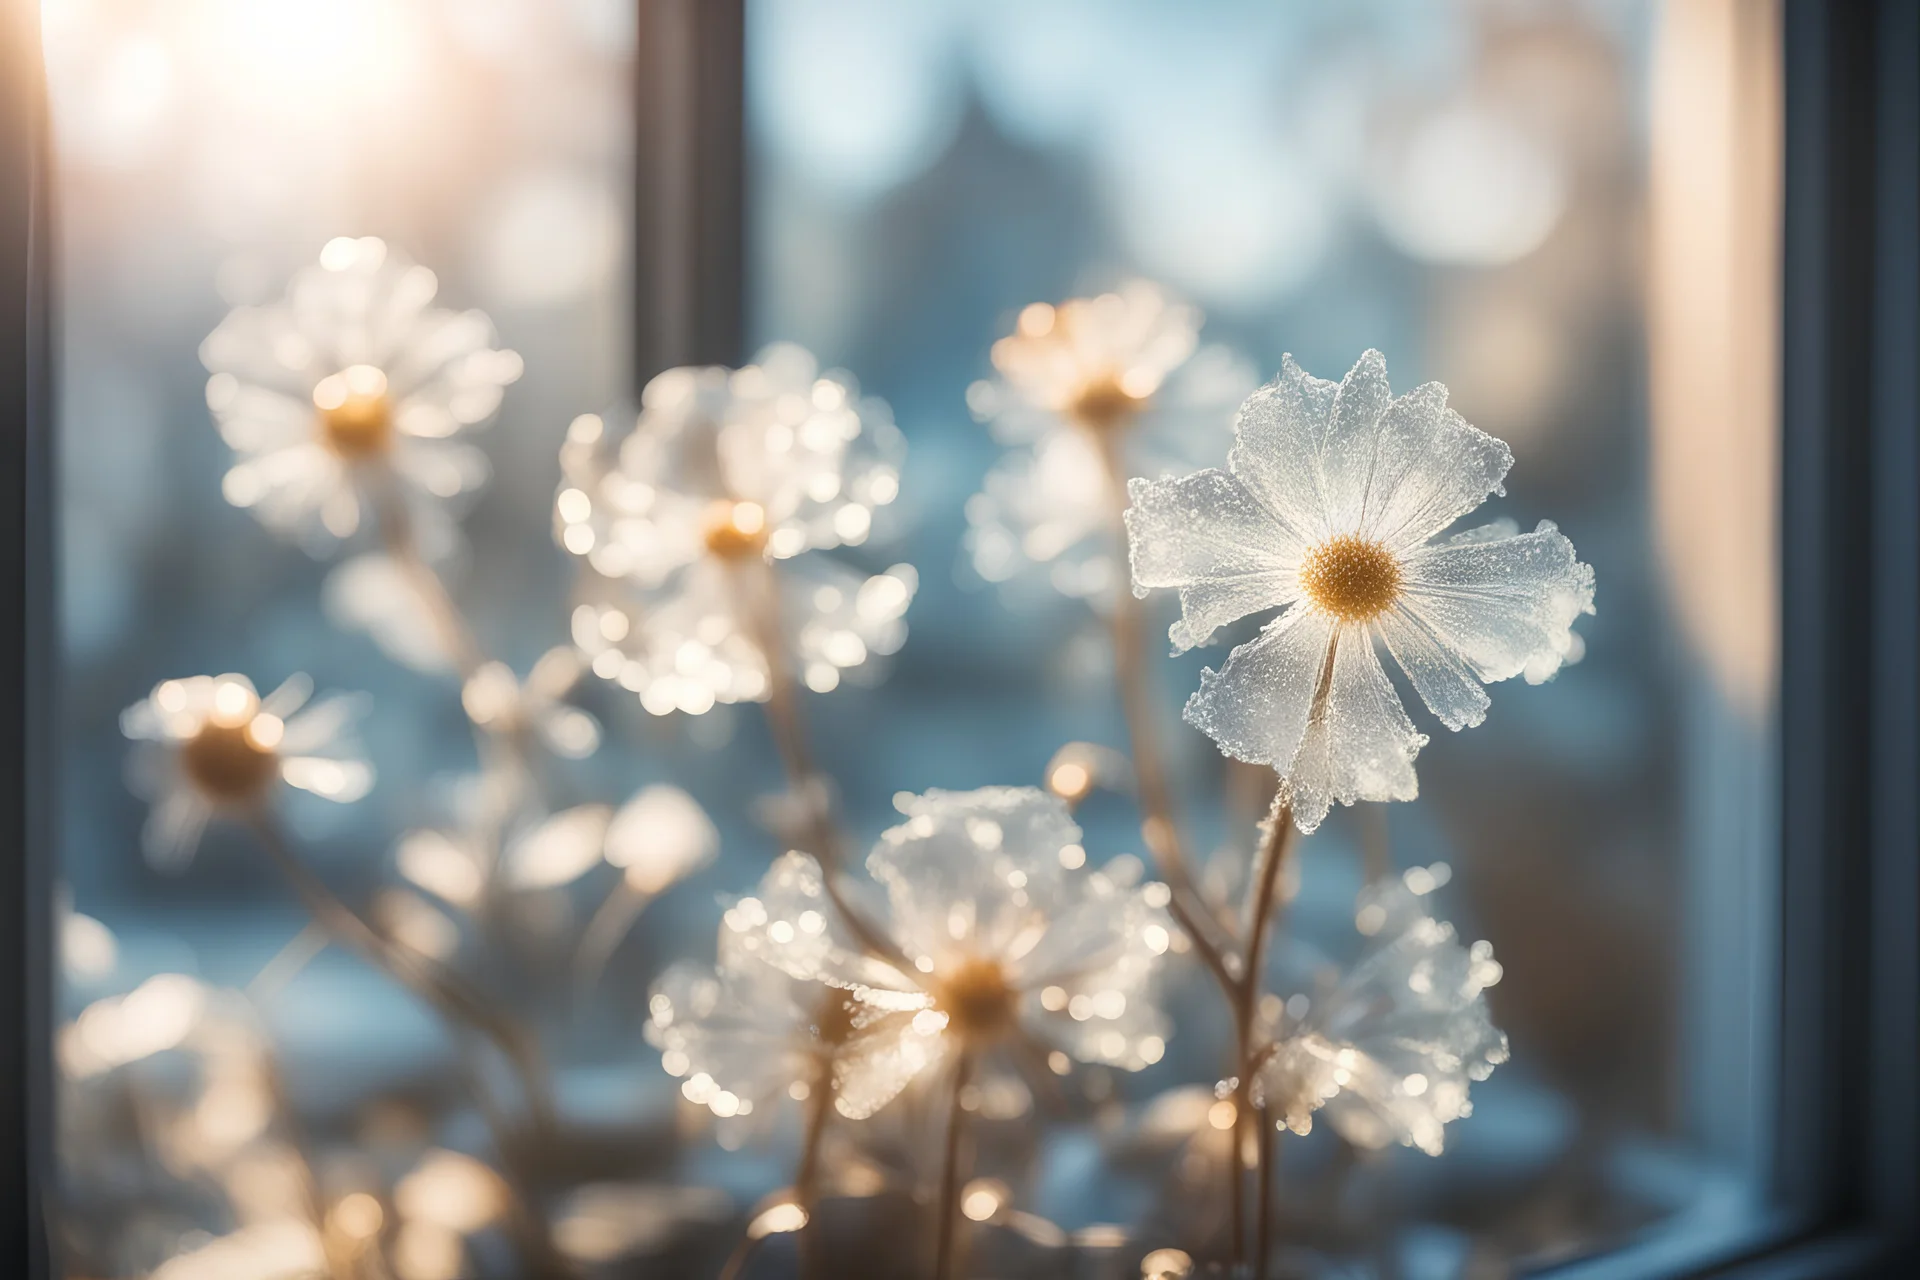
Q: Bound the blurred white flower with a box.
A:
[604,784,720,895]
[964,284,1255,602]
[122,673,372,869]
[1256,865,1507,1157]
[460,648,602,759]
[400,782,714,924]
[199,236,523,555]
[1127,350,1595,832]
[647,928,874,1123]
[556,345,915,715]
[722,787,1172,1119]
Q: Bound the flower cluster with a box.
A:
[555,344,916,714]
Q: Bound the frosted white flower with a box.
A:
[965,284,1256,602]
[1127,350,1595,832]
[725,788,1172,1119]
[200,236,523,555]
[647,929,876,1123]
[556,345,914,715]
[1257,865,1507,1157]
[122,674,372,869]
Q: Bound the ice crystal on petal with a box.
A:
[1258,869,1507,1156]
[556,347,913,713]
[1126,350,1596,831]
[699,788,1172,1121]
[200,238,520,556]
[964,284,1256,604]
[121,673,371,870]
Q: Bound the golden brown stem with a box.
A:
[933,1052,975,1280]
[794,1060,838,1280]
[244,812,571,1278]
[1255,1104,1276,1280]
[1092,433,1242,996]
[737,558,913,972]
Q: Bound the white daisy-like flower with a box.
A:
[556,344,915,715]
[723,787,1172,1119]
[1126,349,1595,832]
[1256,864,1507,1157]
[964,283,1256,602]
[122,674,373,869]
[200,236,523,554]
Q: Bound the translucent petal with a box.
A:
[1261,894,1507,1157]
[1183,605,1334,779]
[142,786,211,872]
[1282,628,1425,832]
[832,1013,950,1119]
[647,959,814,1111]
[1318,348,1396,531]
[323,554,455,674]
[505,805,612,889]
[1225,355,1339,548]
[726,852,916,994]
[866,788,1081,966]
[1375,605,1492,731]
[1398,519,1596,685]
[1125,471,1300,653]
[1356,382,1513,550]
[604,785,718,894]
[278,693,369,756]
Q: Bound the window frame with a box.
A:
[3,2,1913,1277]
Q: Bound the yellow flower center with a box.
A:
[812,990,862,1049]
[313,365,393,459]
[703,500,769,559]
[934,957,1018,1044]
[181,720,281,804]
[1299,534,1403,623]
[1067,375,1148,432]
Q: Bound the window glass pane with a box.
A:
[745,0,1781,1271]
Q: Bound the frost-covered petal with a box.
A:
[647,959,815,1112]
[832,1010,949,1119]
[725,852,917,995]
[866,788,1081,966]
[1225,356,1339,548]
[1374,606,1491,731]
[1282,630,1425,832]
[1317,349,1396,531]
[1398,519,1595,685]
[1184,605,1335,779]
[1125,471,1300,653]
[1358,384,1513,550]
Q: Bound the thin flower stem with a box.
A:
[794,1060,838,1280]
[371,478,485,680]
[933,1051,975,1280]
[1255,1105,1275,1280]
[244,812,571,1278]
[716,1232,768,1280]
[739,559,914,972]
[1093,434,1241,995]
[572,878,656,994]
